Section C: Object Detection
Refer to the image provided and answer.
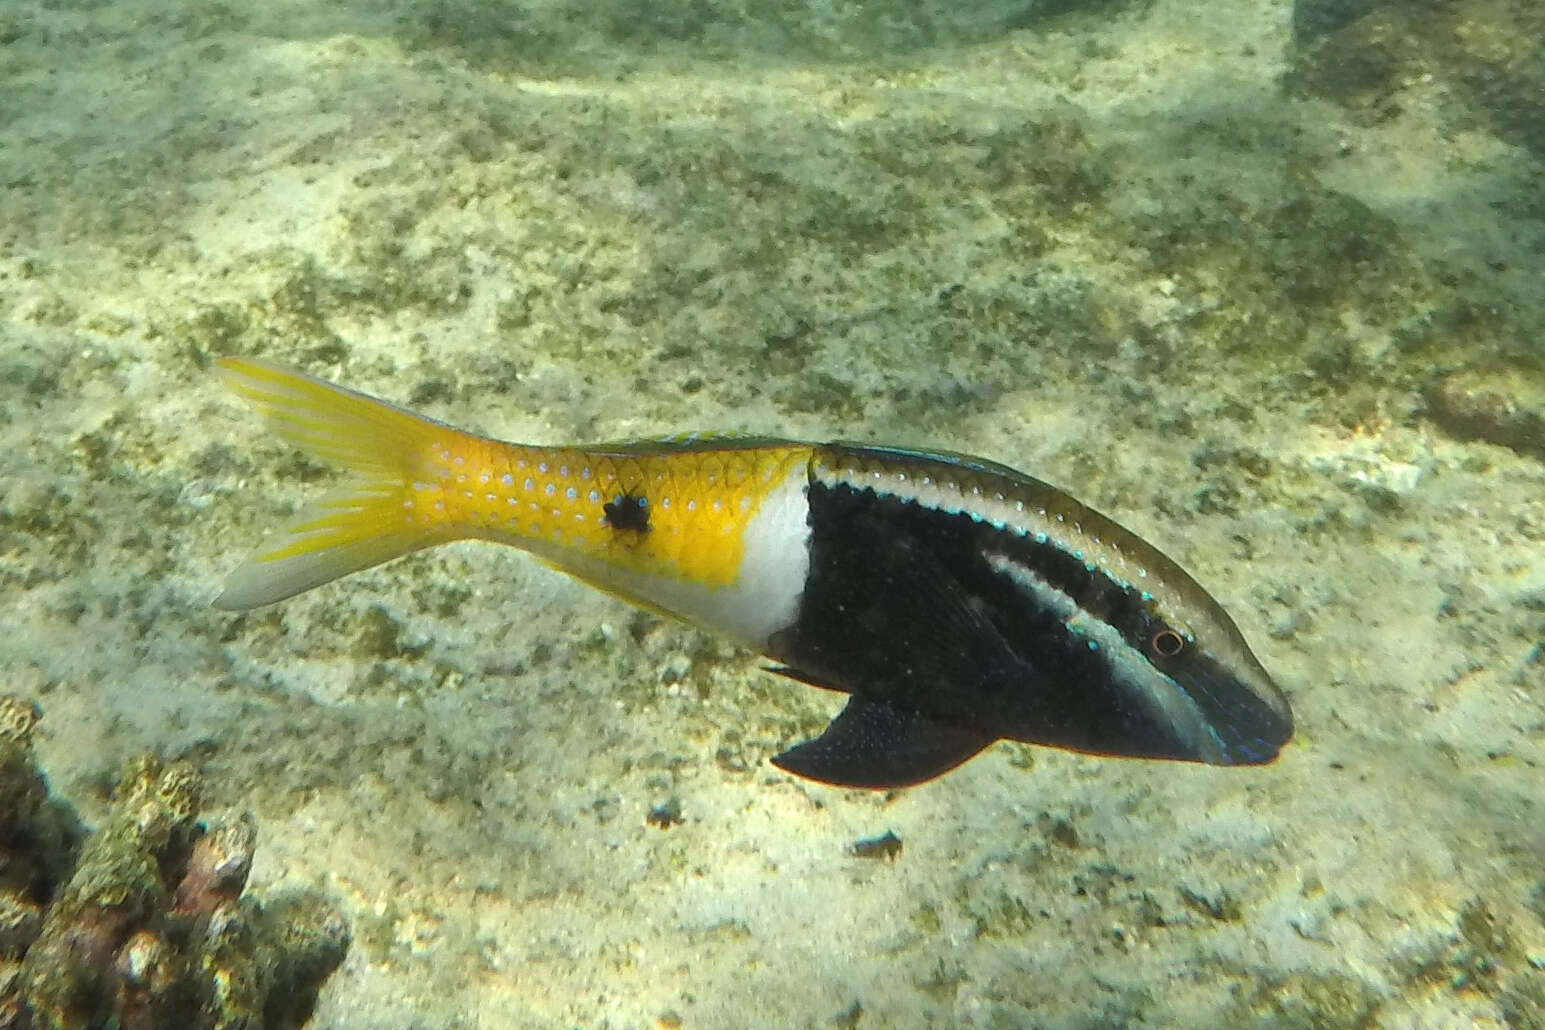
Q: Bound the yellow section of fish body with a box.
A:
[214,357,814,648]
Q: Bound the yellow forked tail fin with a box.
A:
[213,357,461,610]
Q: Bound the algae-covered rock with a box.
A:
[1426,366,1545,461]
[1290,0,1545,155]
[0,695,349,1030]
[0,694,80,1027]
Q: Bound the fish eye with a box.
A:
[1149,628,1186,658]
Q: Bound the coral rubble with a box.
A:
[0,695,348,1030]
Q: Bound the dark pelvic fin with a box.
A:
[762,665,845,693]
[771,697,995,789]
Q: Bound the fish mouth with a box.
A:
[1172,652,1295,765]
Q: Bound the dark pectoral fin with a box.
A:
[772,697,995,789]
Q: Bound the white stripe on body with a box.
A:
[983,551,1227,763]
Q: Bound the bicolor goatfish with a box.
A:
[214,358,1293,788]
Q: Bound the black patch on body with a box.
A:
[603,492,650,533]
[765,471,1290,786]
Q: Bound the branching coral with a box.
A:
[0,695,348,1030]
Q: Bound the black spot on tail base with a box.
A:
[603,492,651,533]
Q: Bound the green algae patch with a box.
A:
[1227,972,1382,1030]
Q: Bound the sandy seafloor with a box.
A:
[2,0,1544,1026]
